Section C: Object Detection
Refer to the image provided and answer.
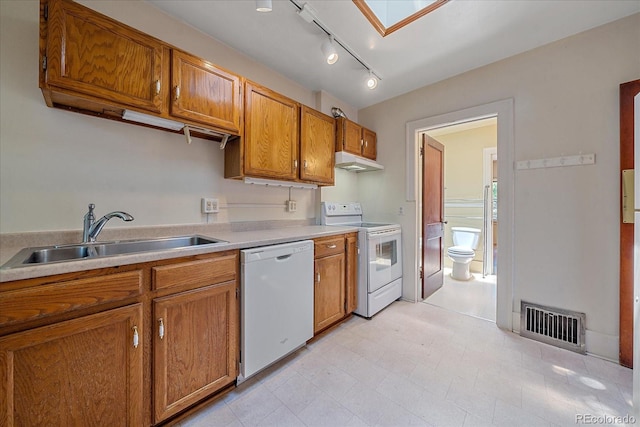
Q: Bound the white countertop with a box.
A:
[0,225,358,283]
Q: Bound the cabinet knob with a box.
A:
[327,244,337,249]
[364,140,368,148]
[132,326,139,348]
[361,139,364,147]
[175,85,181,101]
[158,318,165,340]
[303,160,308,170]
[317,273,321,283]
[155,80,161,96]
[294,159,298,169]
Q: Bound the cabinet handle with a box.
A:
[158,318,165,340]
[303,160,308,170]
[175,85,180,101]
[294,159,298,169]
[364,140,368,148]
[132,326,139,348]
[327,244,337,249]
[361,139,364,147]
[317,273,321,283]
[155,80,161,95]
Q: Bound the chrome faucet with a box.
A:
[82,203,134,243]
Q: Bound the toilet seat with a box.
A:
[447,246,474,256]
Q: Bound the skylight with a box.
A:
[353,0,448,37]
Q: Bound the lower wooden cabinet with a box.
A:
[0,304,144,426]
[346,233,358,314]
[153,281,238,423]
[313,233,358,334]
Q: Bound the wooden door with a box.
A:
[314,254,346,333]
[300,106,335,185]
[0,304,143,426]
[153,281,238,423]
[619,79,640,368]
[345,233,358,314]
[362,127,377,160]
[422,134,445,299]
[44,0,165,113]
[170,49,242,133]
[336,118,363,155]
[244,82,299,180]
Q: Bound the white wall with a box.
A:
[357,13,640,360]
[0,0,355,233]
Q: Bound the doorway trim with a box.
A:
[406,99,514,330]
[483,146,497,275]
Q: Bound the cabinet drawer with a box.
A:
[0,270,143,326]
[314,236,345,258]
[152,253,237,290]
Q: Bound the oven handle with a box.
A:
[368,228,401,238]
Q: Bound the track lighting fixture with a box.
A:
[255,0,272,12]
[321,36,339,65]
[366,71,378,90]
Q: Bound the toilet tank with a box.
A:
[451,227,481,249]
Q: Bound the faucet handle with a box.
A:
[88,203,95,211]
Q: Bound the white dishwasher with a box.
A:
[239,240,314,381]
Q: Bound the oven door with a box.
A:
[367,228,402,293]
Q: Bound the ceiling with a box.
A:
[147,0,639,110]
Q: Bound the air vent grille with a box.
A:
[520,301,585,354]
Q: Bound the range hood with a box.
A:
[335,151,384,172]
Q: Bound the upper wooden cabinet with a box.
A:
[170,49,242,134]
[39,0,242,139]
[243,82,300,181]
[41,0,167,114]
[300,106,335,185]
[336,117,377,160]
[225,82,335,186]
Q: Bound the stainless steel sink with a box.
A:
[1,235,228,269]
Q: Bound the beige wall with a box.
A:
[357,13,640,360]
[0,0,357,233]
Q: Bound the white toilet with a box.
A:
[447,227,481,281]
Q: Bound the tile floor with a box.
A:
[177,302,633,427]
[424,268,497,322]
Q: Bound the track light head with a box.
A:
[255,0,272,12]
[321,36,339,65]
[366,71,378,89]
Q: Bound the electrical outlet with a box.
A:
[398,206,404,215]
[287,200,297,212]
[201,198,219,213]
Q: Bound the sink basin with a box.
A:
[1,235,228,269]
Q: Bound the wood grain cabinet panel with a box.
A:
[153,281,238,423]
[336,117,377,160]
[0,304,143,426]
[314,253,346,333]
[43,0,165,113]
[170,49,242,133]
[361,127,377,160]
[244,82,300,180]
[300,106,335,184]
[346,233,358,314]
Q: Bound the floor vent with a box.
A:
[520,301,585,354]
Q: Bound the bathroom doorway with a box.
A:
[421,118,498,322]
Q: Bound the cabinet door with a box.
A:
[300,106,335,185]
[361,127,377,160]
[0,304,143,426]
[336,118,362,156]
[314,254,346,333]
[153,281,238,423]
[171,50,242,133]
[45,0,165,113]
[346,233,358,314]
[244,82,299,180]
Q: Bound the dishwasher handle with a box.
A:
[276,254,292,261]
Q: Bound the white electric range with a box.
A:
[320,202,402,317]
